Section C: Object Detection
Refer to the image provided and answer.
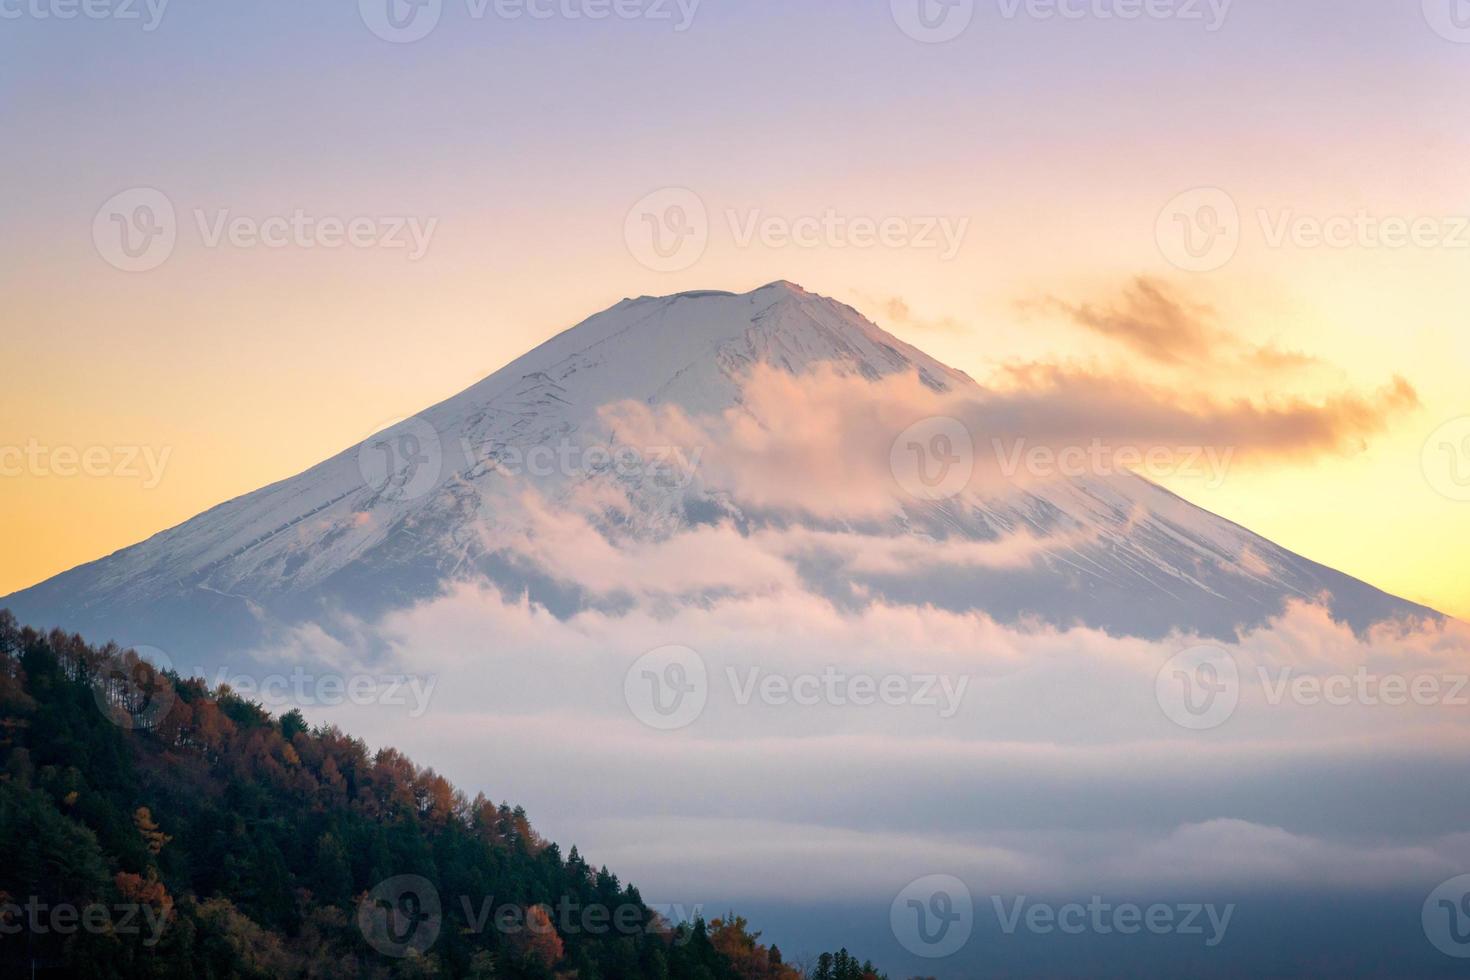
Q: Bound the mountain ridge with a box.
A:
[3,281,1439,666]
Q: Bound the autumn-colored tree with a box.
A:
[709,914,802,980]
[367,746,419,817]
[134,805,172,855]
[115,867,175,924]
[413,767,459,824]
[512,904,566,971]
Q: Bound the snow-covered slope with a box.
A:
[3,282,1435,665]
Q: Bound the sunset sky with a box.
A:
[3,0,1468,619]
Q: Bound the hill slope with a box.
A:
[0,611,885,979]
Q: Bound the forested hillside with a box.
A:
[0,611,888,980]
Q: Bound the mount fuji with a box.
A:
[3,281,1436,666]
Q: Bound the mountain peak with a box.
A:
[755,279,810,295]
[2,285,1435,664]
[628,280,809,305]
[444,282,967,430]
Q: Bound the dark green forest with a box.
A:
[0,610,892,980]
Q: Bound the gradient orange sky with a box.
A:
[2,0,1467,619]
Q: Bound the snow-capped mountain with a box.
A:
[3,282,1435,666]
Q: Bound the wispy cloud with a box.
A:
[1041,277,1321,374]
[861,292,965,334]
[601,357,1419,525]
[982,361,1420,461]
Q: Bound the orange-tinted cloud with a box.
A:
[863,292,964,333]
[982,361,1420,460]
[598,357,1419,521]
[1046,277,1320,374]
